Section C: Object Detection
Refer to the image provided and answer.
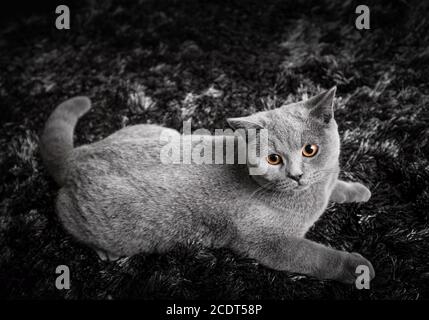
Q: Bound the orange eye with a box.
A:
[302,144,319,157]
[267,154,282,165]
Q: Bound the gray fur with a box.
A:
[41,87,374,283]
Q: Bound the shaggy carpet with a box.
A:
[0,0,428,299]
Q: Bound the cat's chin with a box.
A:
[293,184,310,192]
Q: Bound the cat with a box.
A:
[40,87,374,284]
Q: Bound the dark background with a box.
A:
[0,0,428,299]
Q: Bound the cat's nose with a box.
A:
[287,173,303,182]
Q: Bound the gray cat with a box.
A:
[40,87,374,284]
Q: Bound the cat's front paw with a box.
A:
[337,252,375,284]
[348,183,371,202]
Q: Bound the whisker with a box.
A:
[247,181,275,202]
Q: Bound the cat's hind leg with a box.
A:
[95,249,121,262]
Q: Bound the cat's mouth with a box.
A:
[285,176,313,191]
[274,179,310,192]
[253,176,311,192]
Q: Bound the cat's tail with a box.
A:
[40,96,91,186]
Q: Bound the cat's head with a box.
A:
[227,87,340,192]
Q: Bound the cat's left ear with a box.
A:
[305,86,336,125]
[226,113,266,130]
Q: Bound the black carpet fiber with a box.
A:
[0,0,428,299]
